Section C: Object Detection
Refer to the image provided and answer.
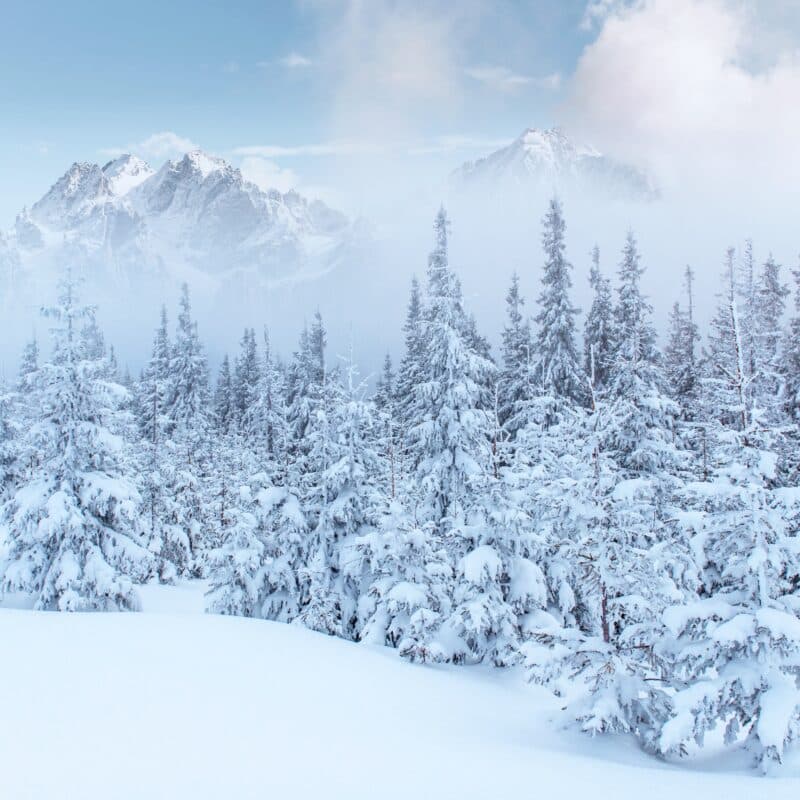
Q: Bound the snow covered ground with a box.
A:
[0,582,798,799]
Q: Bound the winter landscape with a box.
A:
[2,2,800,798]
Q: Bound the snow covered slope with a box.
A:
[3,150,360,294]
[0,586,797,799]
[451,127,658,201]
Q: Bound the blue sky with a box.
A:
[2,0,799,224]
[0,1,596,221]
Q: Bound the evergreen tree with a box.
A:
[357,501,452,662]
[214,354,235,435]
[531,198,583,406]
[664,266,700,418]
[0,274,155,610]
[396,276,426,438]
[247,329,289,473]
[659,421,800,773]
[703,247,752,433]
[138,306,171,443]
[752,254,789,418]
[165,284,212,573]
[583,245,614,396]
[17,336,39,394]
[604,232,678,475]
[168,283,210,434]
[374,353,400,500]
[498,272,532,438]
[782,260,800,422]
[233,327,259,432]
[406,207,495,523]
[297,352,383,639]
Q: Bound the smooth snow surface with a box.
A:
[0,583,798,799]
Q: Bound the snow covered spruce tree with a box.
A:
[357,499,453,662]
[531,197,584,410]
[0,273,155,610]
[213,353,235,436]
[497,272,532,442]
[295,349,384,639]
[654,250,800,772]
[405,206,495,524]
[658,423,800,772]
[583,245,614,394]
[246,329,289,474]
[206,329,304,622]
[373,353,400,500]
[233,327,260,434]
[752,255,792,472]
[664,265,700,420]
[162,284,212,573]
[782,260,800,423]
[527,232,692,747]
[395,275,426,453]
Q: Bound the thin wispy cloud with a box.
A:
[280,51,313,68]
[465,65,562,92]
[222,60,240,74]
[239,156,298,193]
[406,134,513,155]
[233,141,373,158]
[101,131,198,161]
[234,134,512,160]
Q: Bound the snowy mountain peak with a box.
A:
[101,154,154,196]
[452,127,657,201]
[180,150,228,179]
[6,147,358,291]
[30,161,114,228]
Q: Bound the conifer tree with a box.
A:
[782,260,800,422]
[664,266,700,418]
[531,198,583,406]
[247,329,289,473]
[406,207,495,524]
[703,247,752,432]
[604,232,678,475]
[17,336,39,393]
[214,354,235,435]
[498,272,531,438]
[583,245,614,395]
[0,274,155,610]
[233,327,259,432]
[659,420,800,773]
[753,254,789,419]
[396,276,426,439]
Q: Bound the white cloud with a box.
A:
[233,141,370,158]
[239,157,299,193]
[280,52,313,68]
[565,0,800,191]
[223,60,240,74]
[101,131,199,161]
[407,134,513,155]
[311,0,477,140]
[580,0,633,30]
[234,135,511,159]
[465,65,561,92]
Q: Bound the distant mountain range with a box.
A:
[0,129,656,307]
[451,127,658,201]
[2,150,364,298]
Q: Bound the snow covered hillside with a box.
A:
[0,583,797,800]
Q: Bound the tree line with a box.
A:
[1,199,799,772]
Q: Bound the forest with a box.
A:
[1,199,799,773]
